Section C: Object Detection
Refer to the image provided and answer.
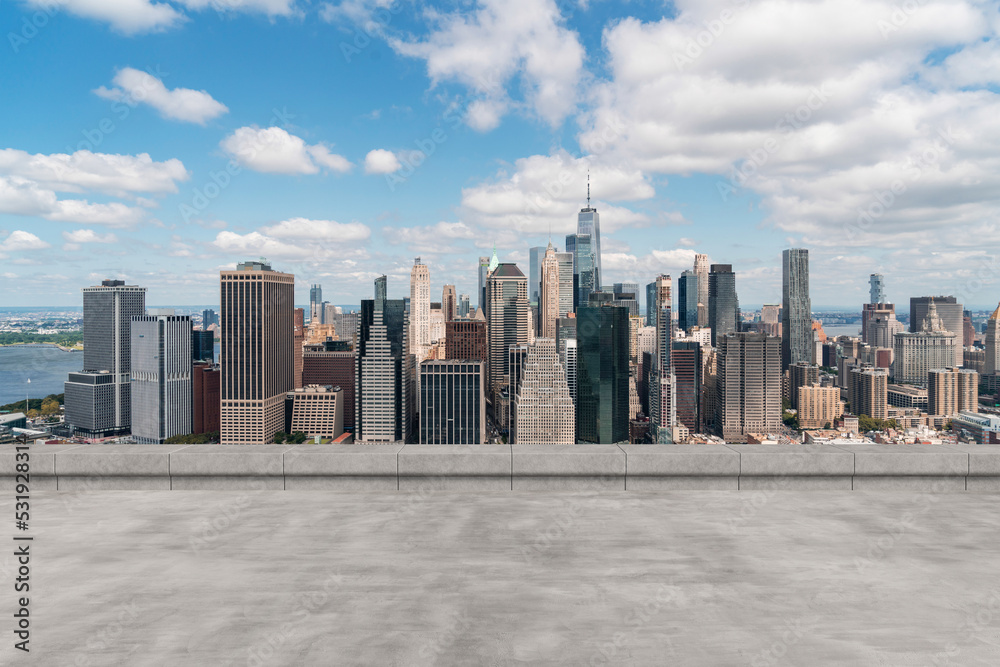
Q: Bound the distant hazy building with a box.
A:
[645,281,657,327]
[869,274,885,304]
[478,255,490,311]
[513,338,575,444]
[849,366,888,421]
[893,300,958,384]
[798,385,842,429]
[985,303,1000,375]
[442,285,457,322]
[419,360,485,444]
[782,248,812,370]
[528,246,545,307]
[910,296,963,366]
[288,385,344,440]
[64,279,147,438]
[708,264,739,346]
[219,261,294,444]
[309,284,323,323]
[694,253,710,327]
[458,294,470,318]
[927,367,978,417]
[577,303,630,443]
[677,271,698,333]
[866,307,903,349]
[130,310,192,444]
[715,332,781,442]
[192,329,214,363]
[202,308,217,328]
[356,276,411,444]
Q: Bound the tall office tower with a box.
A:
[323,303,340,328]
[557,251,574,317]
[309,284,323,322]
[192,329,215,363]
[781,248,812,371]
[506,345,529,436]
[985,303,1000,375]
[539,242,560,338]
[219,261,294,444]
[303,344,356,431]
[672,340,701,433]
[429,303,445,344]
[130,310,192,444]
[356,276,411,443]
[293,307,305,389]
[478,255,491,311]
[849,366,888,421]
[485,263,529,400]
[419,360,486,444]
[613,283,640,318]
[576,302,630,443]
[649,275,675,443]
[442,285,457,322]
[286,385,344,440]
[564,337,578,407]
[910,296,963,365]
[677,271,698,333]
[708,264,739,346]
[715,332,781,442]
[513,338,575,444]
[787,362,820,410]
[331,311,360,346]
[869,274,886,304]
[694,253,710,327]
[458,294,470,318]
[410,258,431,363]
[893,300,958,384]
[64,279,147,438]
[865,306,902,348]
[445,320,487,361]
[192,361,220,436]
[202,308,217,328]
[797,385,843,429]
[577,179,602,290]
[566,233,596,310]
[963,314,975,348]
[528,246,545,307]
[927,367,979,417]
[645,282,657,326]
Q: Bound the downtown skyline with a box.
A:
[3,0,1000,309]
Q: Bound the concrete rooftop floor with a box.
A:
[3,491,1000,666]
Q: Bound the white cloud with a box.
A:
[0,149,189,196]
[62,229,119,244]
[385,221,478,254]
[220,127,353,175]
[176,0,298,18]
[0,230,51,259]
[391,0,585,130]
[364,149,402,174]
[94,67,228,125]
[0,176,144,226]
[261,217,371,242]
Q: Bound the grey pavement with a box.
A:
[3,491,1000,665]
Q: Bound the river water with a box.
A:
[0,345,83,406]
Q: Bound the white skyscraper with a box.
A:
[694,254,709,327]
[410,257,431,362]
[513,338,575,444]
[539,242,560,339]
[130,310,192,444]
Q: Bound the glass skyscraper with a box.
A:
[566,233,597,309]
[708,264,739,346]
[677,271,698,333]
[576,303,630,444]
[577,204,602,290]
[781,248,812,370]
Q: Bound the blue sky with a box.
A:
[2,0,1000,310]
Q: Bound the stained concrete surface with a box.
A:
[2,492,1000,666]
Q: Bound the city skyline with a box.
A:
[3,1,1000,308]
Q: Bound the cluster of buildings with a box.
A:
[55,194,1000,446]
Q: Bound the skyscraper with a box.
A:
[445,320,487,361]
[485,263,529,401]
[576,302,630,444]
[645,282,657,326]
[893,299,958,384]
[782,248,812,370]
[649,275,675,443]
[130,310,192,444]
[671,340,701,433]
[192,362,220,436]
[410,258,431,363]
[513,338,575,444]
[303,342,356,432]
[715,332,782,442]
[694,253,710,327]
[202,308,217,328]
[458,293,470,318]
[577,178,602,290]
[419,360,485,444]
[927,367,978,417]
[64,279,147,438]
[309,284,323,323]
[293,307,305,389]
[849,366,888,421]
[985,303,1000,375]
[442,285,457,322]
[557,251,574,317]
[708,264,739,346]
[869,274,885,304]
[677,271,698,333]
[192,329,215,363]
[539,242,560,339]
[566,233,596,309]
[356,276,411,443]
[478,255,490,311]
[910,296,964,366]
[787,362,820,410]
[528,246,545,307]
[219,261,294,444]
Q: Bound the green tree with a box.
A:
[273,431,288,444]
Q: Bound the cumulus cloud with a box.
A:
[261,217,371,242]
[62,229,119,244]
[94,67,228,124]
[0,230,51,259]
[364,149,402,174]
[0,176,146,226]
[212,219,371,260]
[220,127,353,175]
[391,0,585,129]
[384,221,478,254]
[0,149,189,196]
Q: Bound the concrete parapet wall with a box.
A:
[3,443,1000,491]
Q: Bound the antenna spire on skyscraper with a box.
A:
[587,170,590,207]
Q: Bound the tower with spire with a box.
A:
[577,171,602,291]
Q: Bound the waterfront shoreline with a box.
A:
[0,342,82,352]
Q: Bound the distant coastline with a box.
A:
[0,342,81,352]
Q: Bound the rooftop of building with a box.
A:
[490,263,525,278]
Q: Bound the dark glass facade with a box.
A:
[576,304,630,443]
[419,361,485,444]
